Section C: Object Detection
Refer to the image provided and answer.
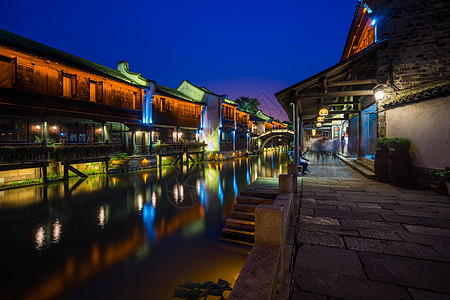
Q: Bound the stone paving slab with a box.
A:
[286,157,450,299]
[358,252,450,294]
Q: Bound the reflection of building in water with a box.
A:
[154,204,204,239]
[21,225,146,300]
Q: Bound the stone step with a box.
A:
[226,218,255,231]
[354,158,375,172]
[222,227,255,243]
[338,155,376,179]
[236,195,275,205]
[230,210,255,221]
[239,190,278,199]
[233,203,258,213]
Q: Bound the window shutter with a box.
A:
[11,57,17,86]
[71,74,77,98]
[97,81,103,103]
[58,70,63,95]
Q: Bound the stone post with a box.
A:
[279,174,293,193]
[287,164,298,192]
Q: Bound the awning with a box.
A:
[275,40,387,125]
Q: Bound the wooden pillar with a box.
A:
[294,100,299,165]
[357,110,363,158]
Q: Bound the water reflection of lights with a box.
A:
[143,203,155,241]
[151,191,157,208]
[98,206,106,228]
[173,184,185,204]
[137,193,144,212]
[218,173,224,205]
[52,219,62,244]
[35,226,45,250]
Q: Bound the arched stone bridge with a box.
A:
[255,129,294,152]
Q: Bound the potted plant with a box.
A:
[387,137,413,186]
[374,137,390,183]
[425,167,450,196]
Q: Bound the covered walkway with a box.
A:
[282,160,450,299]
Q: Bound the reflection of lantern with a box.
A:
[312,129,316,136]
[317,116,324,122]
[319,107,328,116]
[316,123,322,128]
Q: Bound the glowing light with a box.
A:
[35,125,41,130]
[318,108,328,116]
[137,193,144,211]
[151,191,157,208]
[52,126,57,131]
[375,90,384,100]
[35,226,45,250]
[371,19,376,26]
[317,116,325,122]
[316,123,322,128]
[98,206,106,228]
[143,203,155,241]
[312,129,317,136]
[98,128,103,132]
[52,219,62,244]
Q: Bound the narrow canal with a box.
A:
[0,149,288,300]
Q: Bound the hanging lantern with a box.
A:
[319,107,329,116]
[317,116,325,122]
[316,122,322,128]
[312,129,316,136]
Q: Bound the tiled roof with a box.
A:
[383,78,450,108]
[155,84,198,103]
[0,28,132,84]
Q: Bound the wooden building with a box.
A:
[0,28,147,152]
[152,84,203,143]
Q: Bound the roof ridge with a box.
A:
[0,28,132,84]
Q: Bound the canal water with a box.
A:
[0,149,288,300]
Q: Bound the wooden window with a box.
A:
[60,72,77,98]
[89,81,97,102]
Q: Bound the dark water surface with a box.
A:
[0,149,288,300]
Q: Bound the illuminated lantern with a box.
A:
[317,116,325,122]
[312,129,316,136]
[375,90,384,100]
[316,122,322,128]
[318,107,328,116]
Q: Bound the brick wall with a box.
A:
[367,0,450,89]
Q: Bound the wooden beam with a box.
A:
[327,79,377,87]
[327,110,359,114]
[300,90,374,98]
[328,101,358,106]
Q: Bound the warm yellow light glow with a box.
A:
[35,125,41,130]
[136,131,142,134]
[312,129,316,136]
[316,123,322,128]
[317,116,324,122]
[98,128,103,132]
[52,219,62,244]
[52,126,57,131]
[319,108,328,116]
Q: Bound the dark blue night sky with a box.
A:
[1,0,358,121]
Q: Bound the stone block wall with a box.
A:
[368,0,450,89]
[0,168,40,185]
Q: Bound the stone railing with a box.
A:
[229,173,296,300]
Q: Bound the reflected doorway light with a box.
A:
[35,226,45,250]
[52,219,62,244]
[137,193,144,212]
[151,191,157,208]
[98,206,106,228]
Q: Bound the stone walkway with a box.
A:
[285,158,450,300]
